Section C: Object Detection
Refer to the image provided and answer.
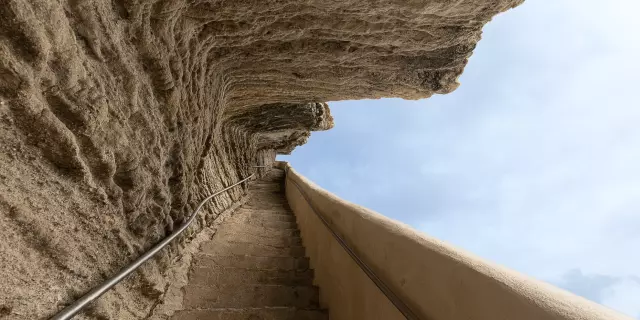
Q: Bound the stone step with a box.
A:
[247,190,284,194]
[249,212,295,222]
[254,187,283,191]
[215,229,302,247]
[247,188,283,194]
[194,254,310,271]
[247,190,284,196]
[247,196,285,202]
[224,215,298,229]
[244,195,286,201]
[189,266,314,286]
[245,194,286,200]
[219,217,300,239]
[183,284,319,309]
[242,204,290,211]
[252,182,282,187]
[218,222,300,237]
[249,181,282,187]
[231,209,295,221]
[240,218,297,229]
[172,307,328,320]
[249,190,283,195]
[201,240,306,257]
[238,207,293,215]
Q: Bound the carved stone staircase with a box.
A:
[172,169,328,320]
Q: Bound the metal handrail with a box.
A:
[51,171,261,320]
[284,167,421,320]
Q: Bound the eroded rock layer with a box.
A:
[0,0,522,319]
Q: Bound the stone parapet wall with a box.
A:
[282,162,632,320]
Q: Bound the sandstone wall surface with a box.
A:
[0,0,522,319]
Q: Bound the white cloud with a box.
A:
[553,270,640,318]
[602,277,640,319]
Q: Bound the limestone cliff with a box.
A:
[0,0,522,319]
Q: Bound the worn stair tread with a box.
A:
[239,206,292,213]
[245,189,284,194]
[183,283,320,308]
[194,254,310,271]
[221,217,298,230]
[249,214,295,223]
[238,206,292,212]
[243,197,288,203]
[189,266,314,286]
[216,222,300,236]
[212,224,300,240]
[201,240,306,257]
[227,212,296,224]
[213,230,302,247]
[243,191,286,195]
[214,221,302,243]
[171,307,328,320]
[242,219,298,229]
[245,198,287,204]
[248,212,296,221]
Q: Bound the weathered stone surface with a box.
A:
[226,102,334,154]
[0,0,522,318]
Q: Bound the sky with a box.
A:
[279,0,640,317]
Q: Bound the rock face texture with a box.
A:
[0,0,522,319]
